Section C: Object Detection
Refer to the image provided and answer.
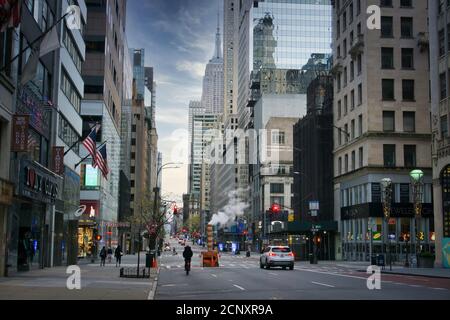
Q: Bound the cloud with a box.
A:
[175,60,205,78]
[156,108,188,125]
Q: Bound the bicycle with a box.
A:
[185,259,191,275]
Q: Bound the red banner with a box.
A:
[11,115,29,152]
[52,146,65,175]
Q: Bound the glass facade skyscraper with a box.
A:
[252,0,332,71]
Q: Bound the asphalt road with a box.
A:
[155,239,450,300]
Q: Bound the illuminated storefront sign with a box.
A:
[85,165,99,187]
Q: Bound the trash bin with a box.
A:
[146,252,154,268]
[376,254,385,267]
[309,253,317,264]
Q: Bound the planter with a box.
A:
[417,256,435,268]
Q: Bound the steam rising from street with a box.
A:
[209,189,249,227]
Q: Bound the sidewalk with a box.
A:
[0,253,160,300]
[303,260,450,279]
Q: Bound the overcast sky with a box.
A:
[126,0,222,204]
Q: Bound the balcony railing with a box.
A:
[349,34,364,59]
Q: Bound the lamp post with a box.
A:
[152,163,182,252]
[381,178,393,270]
[410,169,424,267]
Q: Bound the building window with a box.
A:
[351,151,356,171]
[402,79,415,101]
[344,124,349,143]
[344,95,348,115]
[350,60,354,81]
[336,19,340,39]
[381,17,393,38]
[270,183,284,194]
[439,29,445,56]
[58,115,80,154]
[400,17,413,38]
[383,111,395,132]
[380,0,392,6]
[63,26,82,72]
[0,29,13,77]
[357,54,362,75]
[403,111,415,132]
[401,48,414,69]
[343,67,347,86]
[337,73,341,91]
[338,100,342,119]
[441,115,448,138]
[358,83,362,105]
[404,145,416,167]
[270,196,284,207]
[345,154,349,173]
[440,73,447,100]
[61,69,81,112]
[343,39,347,58]
[351,119,355,139]
[351,90,355,110]
[358,147,363,168]
[382,79,395,100]
[383,144,396,167]
[338,157,342,175]
[358,114,362,136]
[381,47,394,69]
[338,127,342,145]
[272,131,285,145]
[349,3,353,23]
[400,0,412,7]
[356,0,361,15]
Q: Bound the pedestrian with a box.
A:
[99,246,107,266]
[107,247,113,263]
[115,245,123,267]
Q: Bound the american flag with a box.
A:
[93,143,109,179]
[82,123,100,165]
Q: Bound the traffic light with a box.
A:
[270,203,281,214]
[173,206,178,215]
[95,234,102,241]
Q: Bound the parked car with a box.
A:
[260,246,294,270]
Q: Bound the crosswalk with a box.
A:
[160,261,260,270]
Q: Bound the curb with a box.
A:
[147,266,161,300]
[356,269,450,280]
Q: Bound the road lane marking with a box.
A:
[431,287,448,290]
[233,284,246,291]
[311,281,335,288]
[211,274,217,278]
[409,285,423,288]
[269,273,278,276]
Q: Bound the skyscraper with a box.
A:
[201,11,224,115]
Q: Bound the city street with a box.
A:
[155,239,450,300]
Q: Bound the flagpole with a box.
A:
[64,121,101,156]
[0,10,73,73]
[74,140,107,169]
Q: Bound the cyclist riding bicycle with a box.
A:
[183,245,193,275]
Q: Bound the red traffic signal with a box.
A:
[270,203,281,214]
[173,206,178,215]
[95,235,102,241]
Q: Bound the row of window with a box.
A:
[337,85,362,118]
[337,147,363,175]
[338,144,416,176]
[58,114,80,154]
[382,111,416,132]
[61,68,81,112]
[336,56,361,92]
[337,114,362,146]
[63,26,83,72]
[381,47,414,69]
[382,78,415,101]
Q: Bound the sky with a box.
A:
[126,0,222,204]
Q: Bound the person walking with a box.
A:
[107,247,113,263]
[114,245,123,267]
[99,246,107,266]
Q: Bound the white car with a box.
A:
[260,246,295,270]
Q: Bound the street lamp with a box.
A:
[410,169,424,266]
[381,178,393,270]
[151,162,183,251]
